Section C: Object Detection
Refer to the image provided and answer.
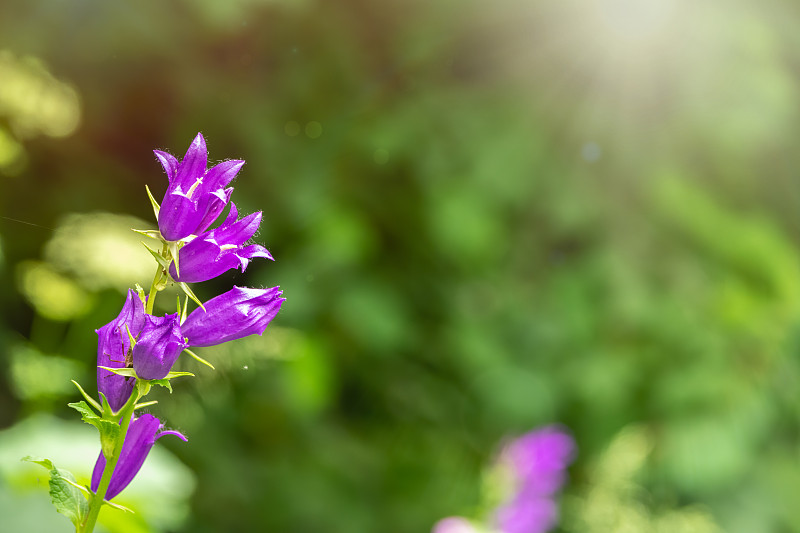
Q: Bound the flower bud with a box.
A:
[131,313,187,380]
[91,414,186,500]
[96,289,145,411]
[182,286,284,347]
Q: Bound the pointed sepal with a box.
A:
[184,348,215,370]
[70,380,102,413]
[103,499,134,512]
[142,242,171,269]
[132,228,163,240]
[145,184,161,219]
[168,239,182,278]
[178,282,205,311]
[98,366,138,378]
[134,400,159,410]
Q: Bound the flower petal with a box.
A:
[153,150,178,183]
[195,187,233,234]
[175,133,207,188]
[168,205,273,283]
[204,159,244,191]
[212,210,262,246]
[158,193,201,241]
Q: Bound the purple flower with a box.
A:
[182,286,285,347]
[155,133,244,242]
[96,289,146,411]
[492,426,576,533]
[501,426,575,495]
[168,203,273,283]
[91,414,186,500]
[131,313,188,380]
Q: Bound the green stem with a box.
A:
[146,252,166,315]
[78,389,141,533]
[146,273,159,315]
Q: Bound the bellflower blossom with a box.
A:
[182,286,285,347]
[154,133,244,242]
[30,133,284,533]
[91,414,187,500]
[96,289,145,411]
[131,313,188,380]
[168,203,273,283]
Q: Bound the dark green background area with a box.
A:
[2,1,800,532]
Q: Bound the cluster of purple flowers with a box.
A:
[92,133,284,499]
[433,426,575,533]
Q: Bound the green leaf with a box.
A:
[69,401,121,458]
[23,456,89,528]
[22,455,54,470]
[48,468,89,527]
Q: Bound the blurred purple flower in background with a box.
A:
[500,426,575,496]
[96,289,145,411]
[155,133,243,242]
[91,413,187,500]
[182,285,285,347]
[493,426,575,533]
[433,425,575,533]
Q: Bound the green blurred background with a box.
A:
[1,0,800,531]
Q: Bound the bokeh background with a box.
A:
[1,0,800,531]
